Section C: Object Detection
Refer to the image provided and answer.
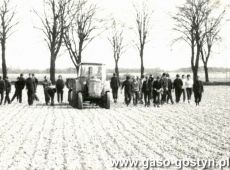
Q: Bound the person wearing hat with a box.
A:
[110,73,120,103]
[173,74,183,103]
[121,75,132,106]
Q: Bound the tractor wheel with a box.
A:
[104,92,110,109]
[72,91,78,108]
[77,92,83,109]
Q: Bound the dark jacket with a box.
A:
[161,77,168,90]
[168,79,173,90]
[56,79,65,90]
[193,80,204,93]
[26,77,35,92]
[142,80,152,93]
[18,77,26,90]
[0,79,5,92]
[153,80,162,91]
[122,80,132,94]
[173,78,183,90]
[5,80,11,93]
[110,76,120,89]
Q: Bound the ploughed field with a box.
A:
[0,86,229,170]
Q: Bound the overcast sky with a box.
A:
[3,0,230,70]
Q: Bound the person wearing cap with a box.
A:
[173,74,183,103]
[4,77,11,104]
[0,76,5,105]
[193,76,204,106]
[110,73,120,103]
[121,75,132,106]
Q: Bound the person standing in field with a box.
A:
[110,73,120,103]
[121,75,132,106]
[32,74,39,101]
[181,75,186,102]
[173,74,183,103]
[0,76,5,105]
[11,77,21,103]
[193,76,204,106]
[26,73,35,105]
[56,75,65,103]
[142,76,151,107]
[161,73,168,104]
[42,76,51,105]
[4,77,11,104]
[18,73,26,103]
[132,77,139,106]
[185,74,193,103]
[166,74,174,104]
[153,76,162,107]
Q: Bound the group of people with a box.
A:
[0,74,65,106]
[110,73,204,107]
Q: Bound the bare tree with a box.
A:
[35,0,70,83]
[134,3,152,78]
[200,7,225,82]
[64,0,101,74]
[0,0,17,78]
[108,20,126,79]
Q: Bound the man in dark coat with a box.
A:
[56,75,65,103]
[11,77,21,103]
[153,76,162,107]
[110,73,120,103]
[142,76,151,107]
[4,77,11,104]
[166,74,174,104]
[121,75,132,106]
[18,73,26,103]
[26,73,35,105]
[0,76,5,105]
[193,76,204,106]
[173,74,183,103]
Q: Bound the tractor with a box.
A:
[66,63,110,109]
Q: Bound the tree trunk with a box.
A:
[204,63,209,82]
[50,54,56,84]
[140,48,144,78]
[115,60,119,79]
[192,67,198,83]
[1,40,7,79]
